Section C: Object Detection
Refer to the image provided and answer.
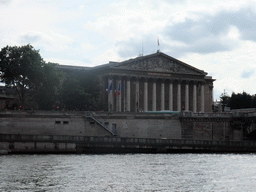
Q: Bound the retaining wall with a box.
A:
[0,111,244,142]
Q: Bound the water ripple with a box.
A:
[1,154,256,191]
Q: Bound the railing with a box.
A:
[180,112,232,118]
[85,112,116,136]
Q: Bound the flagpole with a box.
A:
[157,38,160,52]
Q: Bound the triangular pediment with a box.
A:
[112,52,206,75]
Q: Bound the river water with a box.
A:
[1,154,256,191]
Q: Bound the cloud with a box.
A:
[92,48,122,66]
[84,0,169,41]
[160,5,256,56]
[115,4,256,58]
[163,17,231,55]
[18,31,73,51]
[19,33,41,44]
[225,6,256,41]
[162,0,186,4]
[116,35,160,59]
[0,0,11,4]
[241,69,255,79]
[81,42,95,52]
[215,77,243,95]
[44,57,91,67]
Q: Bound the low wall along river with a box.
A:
[1,110,255,153]
[1,134,256,154]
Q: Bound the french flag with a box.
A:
[117,82,121,96]
[106,82,112,95]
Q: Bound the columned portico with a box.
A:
[106,77,209,113]
[103,52,214,113]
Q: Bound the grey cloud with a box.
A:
[116,5,256,58]
[163,0,187,5]
[0,0,11,4]
[116,36,160,59]
[229,7,256,41]
[208,7,256,41]
[19,33,42,44]
[163,6,256,55]
[241,69,255,79]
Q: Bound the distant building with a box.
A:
[58,51,215,113]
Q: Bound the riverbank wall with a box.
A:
[0,110,252,153]
[2,134,256,154]
[0,111,182,139]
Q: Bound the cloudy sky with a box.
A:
[1,0,256,100]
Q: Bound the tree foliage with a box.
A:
[0,44,108,111]
[60,73,102,111]
[229,92,252,109]
[220,90,256,110]
[219,90,230,109]
[34,62,63,110]
[0,44,62,110]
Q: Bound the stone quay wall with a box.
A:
[1,134,255,154]
[180,112,243,141]
[0,111,243,142]
[0,111,182,140]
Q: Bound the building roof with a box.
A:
[57,51,208,76]
[109,51,207,76]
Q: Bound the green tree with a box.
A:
[229,91,252,109]
[219,90,230,110]
[34,62,63,110]
[60,73,102,111]
[0,44,62,110]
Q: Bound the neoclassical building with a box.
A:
[60,51,215,113]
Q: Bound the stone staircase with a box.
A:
[86,112,117,136]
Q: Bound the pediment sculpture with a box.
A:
[115,56,203,75]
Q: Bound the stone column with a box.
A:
[115,79,118,112]
[126,78,131,112]
[144,79,148,112]
[152,79,157,111]
[123,79,126,112]
[193,82,197,113]
[108,77,114,112]
[201,82,205,113]
[177,81,181,111]
[161,80,165,111]
[117,79,122,112]
[135,78,139,112]
[169,81,173,111]
[185,81,189,111]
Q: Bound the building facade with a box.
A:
[59,51,215,113]
[97,52,214,113]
